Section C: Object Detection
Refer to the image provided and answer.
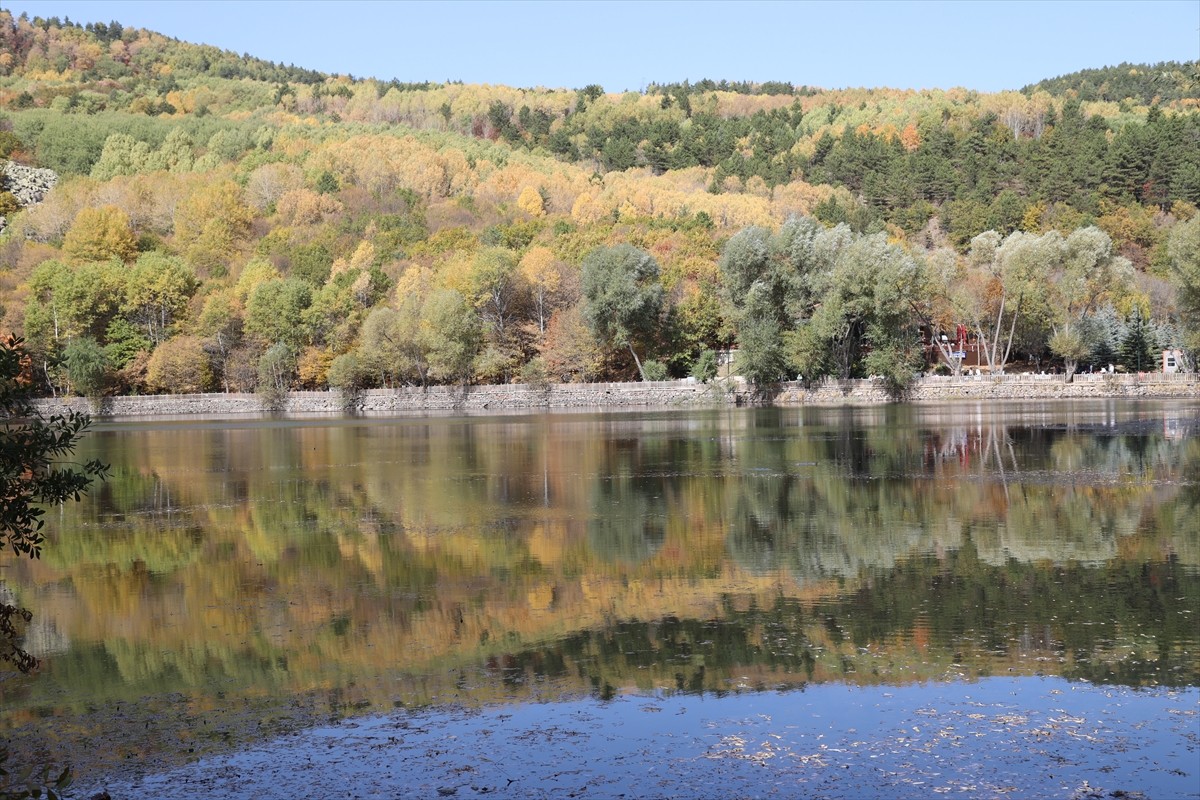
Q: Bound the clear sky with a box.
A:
[3,0,1198,93]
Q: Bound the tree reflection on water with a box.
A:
[1,401,1196,782]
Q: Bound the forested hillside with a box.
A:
[0,10,1197,398]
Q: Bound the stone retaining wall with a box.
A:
[31,373,1198,419]
[780,372,1200,404]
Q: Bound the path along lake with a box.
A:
[2,399,1198,799]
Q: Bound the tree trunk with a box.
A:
[628,342,647,381]
[999,294,1021,373]
[42,360,56,397]
[988,294,1006,370]
[932,337,963,376]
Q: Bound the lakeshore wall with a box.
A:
[30,372,1199,420]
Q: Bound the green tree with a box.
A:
[152,127,194,173]
[1118,306,1157,372]
[690,349,718,382]
[326,352,363,393]
[23,260,125,392]
[736,314,791,384]
[960,230,1058,373]
[1168,216,1200,363]
[245,278,313,348]
[392,293,435,387]
[302,270,366,351]
[580,244,664,380]
[357,306,407,388]
[90,132,154,180]
[195,289,244,393]
[122,252,199,344]
[1048,327,1090,378]
[314,170,339,194]
[942,198,991,251]
[1048,226,1133,378]
[721,217,837,384]
[422,289,480,384]
[719,226,782,317]
[640,359,669,381]
[469,247,524,337]
[789,230,922,388]
[61,337,108,397]
[257,342,296,408]
[467,247,527,381]
[102,318,152,370]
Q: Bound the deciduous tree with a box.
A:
[960,230,1058,373]
[23,259,125,387]
[1048,226,1133,378]
[145,335,213,394]
[540,304,606,383]
[1168,215,1200,363]
[61,204,138,264]
[61,336,108,397]
[122,252,198,344]
[422,289,480,384]
[519,246,563,337]
[580,244,664,380]
[244,278,312,348]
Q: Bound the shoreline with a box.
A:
[32,373,1200,420]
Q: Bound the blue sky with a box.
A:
[3,1,1198,92]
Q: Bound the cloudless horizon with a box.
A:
[2,0,1198,93]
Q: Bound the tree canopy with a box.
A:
[0,13,1195,393]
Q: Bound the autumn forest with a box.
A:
[1,11,1198,398]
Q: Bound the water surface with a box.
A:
[2,400,1197,797]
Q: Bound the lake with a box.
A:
[2,399,1198,798]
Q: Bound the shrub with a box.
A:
[690,349,718,382]
[641,359,669,381]
[146,336,212,394]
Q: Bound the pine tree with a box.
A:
[1117,307,1157,372]
[1085,304,1122,369]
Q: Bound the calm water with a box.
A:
[2,400,1198,797]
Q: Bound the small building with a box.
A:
[1162,349,1183,373]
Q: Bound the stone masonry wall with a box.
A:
[30,373,1198,420]
[780,372,1200,404]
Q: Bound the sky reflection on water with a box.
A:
[92,678,1199,800]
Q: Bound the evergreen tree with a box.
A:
[1117,306,1157,372]
[1082,304,1121,369]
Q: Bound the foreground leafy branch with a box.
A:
[1,337,110,560]
[2,336,109,674]
[1,337,105,798]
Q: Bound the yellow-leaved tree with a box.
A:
[172,180,254,276]
[61,205,138,264]
[516,186,545,217]
[519,246,563,337]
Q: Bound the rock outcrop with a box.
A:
[0,160,59,234]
